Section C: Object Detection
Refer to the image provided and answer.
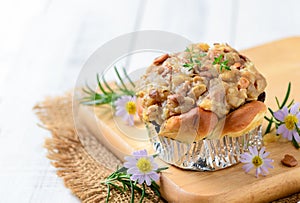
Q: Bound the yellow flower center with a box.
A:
[125,101,136,115]
[252,156,263,167]
[136,158,152,173]
[284,114,298,130]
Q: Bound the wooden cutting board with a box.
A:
[79,37,300,202]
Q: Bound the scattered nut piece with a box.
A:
[153,54,169,65]
[281,154,298,167]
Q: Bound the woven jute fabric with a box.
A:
[34,94,299,203]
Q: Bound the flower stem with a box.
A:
[106,184,111,203]
[292,136,300,149]
[140,183,146,203]
[130,180,135,203]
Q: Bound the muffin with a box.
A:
[137,43,267,171]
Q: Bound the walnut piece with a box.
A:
[281,154,298,167]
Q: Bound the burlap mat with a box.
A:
[34,94,300,203]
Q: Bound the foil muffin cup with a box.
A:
[146,123,264,171]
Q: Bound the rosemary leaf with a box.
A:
[280,82,291,109]
[156,167,169,173]
[102,74,115,93]
[114,66,128,91]
[268,107,274,116]
[85,82,96,93]
[287,99,295,108]
[185,47,190,52]
[82,87,94,95]
[109,183,124,193]
[123,67,135,88]
[97,73,108,94]
[275,96,280,109]
[213,54,222,65]
[265,117,273,134]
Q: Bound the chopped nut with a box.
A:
[233,62,241,68]
[149,89,159,99]
[224,47,231,53]
[238,77,250,89]
[281,154,298,167]
[197,43,210,52]
[191,84,206,98]
[153,54,169,65]
[193,76,202,83]
[157,66,165,74]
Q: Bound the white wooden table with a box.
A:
[0,0,300,202]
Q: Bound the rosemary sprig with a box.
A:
[213,54,231,71]
[183,47,206,70]
[102,166,167,203]
[81,66,135,106]
[264,82,292,134]
[263,82,300,149]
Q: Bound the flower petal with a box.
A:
[292,130,300,143]
[260,165,269,176]
[124,156,137,162]
[133,149,147,156]
[259,147,265,157]
[261,151,270,159]
[253,146,258,156]
[128,115,134,126]
[127,167,141,175]
[145,175,152,186]
[277,124,289,138]
[124,162,136,169]
[138,175,145,184]
[283,106,289,115]
[115,108,126,116]
[273,109,286,122]
[240,153,252,163]
[256,167,261,178]
[131,174,141,182]
[263,160,274,169]
[248,146,255,156]
[242,163,253,173]
[148,172,159,181]
[290,102,300,115]
[287,130,293,141]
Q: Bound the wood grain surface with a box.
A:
[80,37,300,202]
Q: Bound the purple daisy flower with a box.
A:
[273,102,300,143]
[115,95,137,126]
[240,146,274,178]
[124,149,159,186]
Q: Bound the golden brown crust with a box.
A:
[159,101,267,142]
[159,107,218,142]
[222,101,267,137]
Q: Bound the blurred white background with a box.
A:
[0,0,300,202]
